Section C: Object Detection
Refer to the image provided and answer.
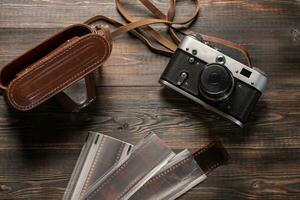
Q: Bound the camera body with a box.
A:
[159,35,267,127]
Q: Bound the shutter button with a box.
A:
[177,72,188,86]
[189,57,195,63]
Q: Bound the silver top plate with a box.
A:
[178,36,268,92]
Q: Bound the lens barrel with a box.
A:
[199,64,234,102]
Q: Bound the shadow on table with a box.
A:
[159,87,268,142]
[3,72,107,168]
[159,86,269,199]
[4,96,102,167]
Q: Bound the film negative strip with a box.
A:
[63,132,133,200]
[81,133,175,200]
[130,140,229,200]
[64,132,229,200]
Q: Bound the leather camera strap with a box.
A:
[85,0,252,66]
[137,0,252,66]
[84,15,175,56]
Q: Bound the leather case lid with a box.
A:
[5,27,111,110]
[0,24,94,89]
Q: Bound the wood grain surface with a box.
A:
[0,0,300,199]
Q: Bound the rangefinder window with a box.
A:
[240,68,252,78]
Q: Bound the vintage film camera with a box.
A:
[159,34,267,127]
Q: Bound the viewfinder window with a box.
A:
[240,68,252,78]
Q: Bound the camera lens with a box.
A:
[199,64,234,101]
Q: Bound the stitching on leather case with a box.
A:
[9,35,108,109]
[14,37,80,78]
[8,35,109,110]
[0,24,92,90]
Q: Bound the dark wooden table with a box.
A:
[0,0,299,199]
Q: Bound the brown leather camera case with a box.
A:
[0,24,112,111]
